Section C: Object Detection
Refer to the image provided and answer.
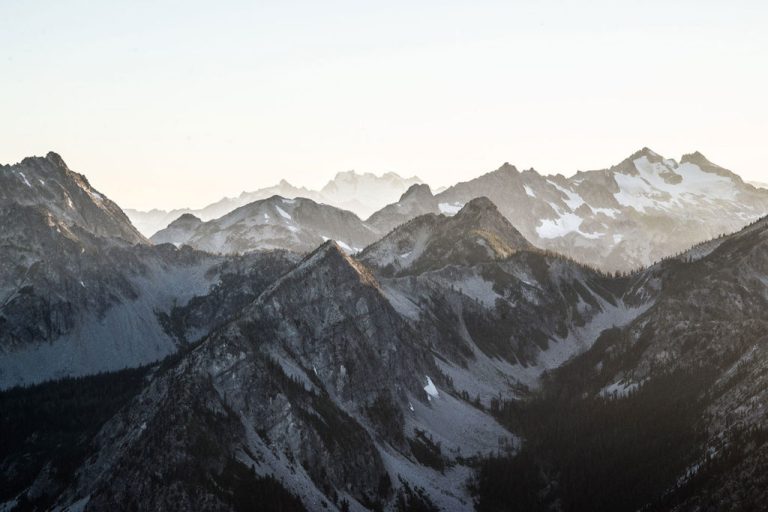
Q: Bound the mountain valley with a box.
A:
[1,151,767,511]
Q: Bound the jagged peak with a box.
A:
[607,147,665,176]
[451,197,533,249]
[627,147,664,163]
[15,152,69,173]
[496,162,520,174]
[45,151,68,169]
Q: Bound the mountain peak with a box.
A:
[681,150,718,168]
[497,162,519,174]
[361,196,533,275]
[170,213,202,225]
[628,147,664,162]
[456,196,498,215]
[282,239,379,291]
[399,183,433,202]
[680,151,740,180]
[45,151,68,169]
[447,197,533,252]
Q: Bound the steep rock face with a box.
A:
[0,223,214,387]
[0,157,299,388]
[0,152,146,245]
[593,216,768,416]
[360,196,644,403]
[53,242,511,511]
[360,197,533,276]
[525,216,768,509]
[150,196,378,255]
[0,229,297,388]
[375,251,639,403]
[157,250,301,344]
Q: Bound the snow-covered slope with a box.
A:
[150,196,378,255]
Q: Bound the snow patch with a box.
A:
[536,213,583,239]
[424,376,439,399]
[613,156,738,213]
[536,212,604,240]
[548,180,585,209]
[600,379,640,398]
[274,205,292,220]
[18,172,31,188]
[336,240,358,254]
[438,202,464,215]
[593,207,620,218]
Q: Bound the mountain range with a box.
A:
[125,171,422,237]
[131,147,768,272]
[2,150,768,511]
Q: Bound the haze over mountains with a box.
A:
[2,150,768,511]
[129,147,768,272]
[126,171,422,237]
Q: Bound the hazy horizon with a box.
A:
[2,0,767,210]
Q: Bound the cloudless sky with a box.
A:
[1,0,767,210]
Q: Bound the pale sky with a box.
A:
[2,0,767,210]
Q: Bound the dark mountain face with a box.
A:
[48,242,513,511]
[471,216,768,512]
[0,155,299,389]
[150,196,379,255]
[37,209,644,510]
[4,151,768,511]
[0,219,298,387]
